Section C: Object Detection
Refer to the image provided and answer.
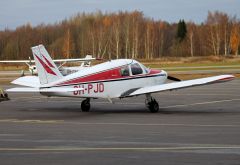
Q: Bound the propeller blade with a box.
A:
[167,76,181,82]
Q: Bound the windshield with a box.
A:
[139,63,150,74]
[130,63,143,75]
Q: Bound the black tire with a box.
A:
[148,100,159,113]
[81,99,90,112]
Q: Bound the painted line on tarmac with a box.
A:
[161,98,240,109]
[0,134,24,137]
[0,146,240,152]
[0,119,239,127]
[63,122,240,127]
[0,119,64,124]
[160,93,239,96]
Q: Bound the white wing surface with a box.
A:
[53,58,95,63]
[124,75,235,97]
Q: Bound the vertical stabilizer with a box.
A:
[31,45,63,85]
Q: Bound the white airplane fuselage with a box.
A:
[41,59,168,99]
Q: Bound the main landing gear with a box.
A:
[81,98,91,112]
[145,94,159,113]
[81,96,159,113]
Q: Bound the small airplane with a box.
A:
[6,44,235,113]
[0,55,96,75]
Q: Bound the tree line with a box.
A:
[0,10,239,60]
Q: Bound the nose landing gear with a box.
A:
[145,94,159,113]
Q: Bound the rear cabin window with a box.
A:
[131,63,143,75]
[120,65,130,76]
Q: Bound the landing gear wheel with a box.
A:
[146,96,159,113]
[81,98,90,112]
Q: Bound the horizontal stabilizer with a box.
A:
[11,76,40,87]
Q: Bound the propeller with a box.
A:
[167,75,181,82]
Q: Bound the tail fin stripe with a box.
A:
[34,54,57,76]
[42,53,55,68]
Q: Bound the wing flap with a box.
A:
[127,74,235,97]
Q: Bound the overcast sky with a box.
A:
[0,0,239,30]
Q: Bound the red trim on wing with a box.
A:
[215,76,235,82]
[42,54,55,68]
[34,54,57,76]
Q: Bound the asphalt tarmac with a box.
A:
[0,79,240,165]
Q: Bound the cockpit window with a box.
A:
[120,65,130,76]
[140,63,149,74]
[131,63,143,75]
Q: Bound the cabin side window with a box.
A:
[120,65,130,76]
[131,63,143,75]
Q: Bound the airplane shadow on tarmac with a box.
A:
[11,102,237,121]
[19,103,236,115]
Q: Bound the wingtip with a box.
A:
[217,75,235,82]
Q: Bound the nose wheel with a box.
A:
[145,94,159,113]
[81,98,91,112]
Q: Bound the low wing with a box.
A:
[121,75,235,97]
[6,87,84,93]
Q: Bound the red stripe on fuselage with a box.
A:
[149,69,161,74]
[59,68,122,85]
[58,67,162,86]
